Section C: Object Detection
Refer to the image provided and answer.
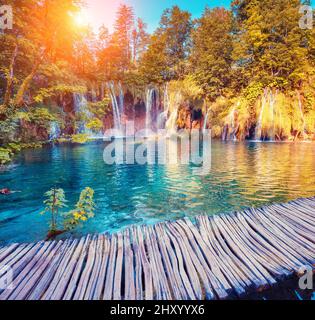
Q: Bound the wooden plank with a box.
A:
[62,236,91,300]
[0,241,56,300]
[145,225,172,300]
[0,244,19,263]
[223,213,291,279]
[73,235,98,300]
[234,212,295,274]
[273,204,315,235]
[166,222,203,300]
[196,216,255,291]
[9,241,62,300]
[135,226,153,300]
[287,202,315,225]
[123,229,135,300]
[131,227,144,300]
[92,235,110,300]
[212,215,273,288]
[142,226,163,300]
[175,219,231,299]
[262,207,315,251]
[83,235,104,300]
[27,240,71,300]
[162,223,197,300]
[113,233,123,300]
[42,238,80,300]
[0,244,29,269]
[103,234,116,300]
[253,208,313,264]
[135,226,154,301]
[206,216,266,289]
[154,224,187,300]
[243,209,308,270]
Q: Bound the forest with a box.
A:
[0,0,315,165]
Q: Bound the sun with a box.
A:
[73,10,90,27]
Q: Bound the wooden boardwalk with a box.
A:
[0,197,314,300]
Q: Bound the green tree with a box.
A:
[190,7,233,101]
[41,188,67,234]
[232,0,311,90]
[140,6,192,82]
[64,187,96,231]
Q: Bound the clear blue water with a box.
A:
[0,140,314,245]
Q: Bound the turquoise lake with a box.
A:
[0,140,314,245]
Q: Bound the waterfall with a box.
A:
[49,122,61,140]
[157,84,170,130]
[145,87,157,135]
[255,90,267,141]
[297,92,306,135]
[269,92,276,141]
[165,92,181,134]
[107,82,122,133]
[73,93,93,135]
[229,107,236,141]
[118,82,124,118]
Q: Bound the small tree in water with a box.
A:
[41,188,67,237]
[64,187,96,231]
[41,187,95,239]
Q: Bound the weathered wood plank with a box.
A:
[154,224,187,300]
[0,241,56,300]
[197,215,254,291]
[42,238,80,300]
[73,235,98,300]
[103,234,117,300]
[113,233,123,300]
[145,225,172,300]
[62,236,91,300]
[28,241,71,300]
[92,234,110,300]
[135,226,153,300]
[166,222,203,300]
[176,219,230,299]
[123,229,135,300]
[83,235,104,300]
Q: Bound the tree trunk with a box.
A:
[13,47,47,107]
[3,43,19,108]
[13,59,41,107]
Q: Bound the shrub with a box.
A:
[71,133,89,144]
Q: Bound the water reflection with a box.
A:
[0,140,314,244]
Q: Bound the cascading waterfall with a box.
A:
[73,93,93,135]
[107,82,122,133]
[229,107,236,141]
[145,87,157,135]
[118,82,124,119]
[269,92,276,141]
[49,121,61,140]
[165,91,182,134]
[255,90,268,141]
[297,92,306,135]
[157,84,170,130]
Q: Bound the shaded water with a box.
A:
[0,141,314,244]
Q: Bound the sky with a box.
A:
[82,0,232,33]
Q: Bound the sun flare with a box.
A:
[73,10,90,27]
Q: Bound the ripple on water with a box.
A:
[0,140,314,244]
